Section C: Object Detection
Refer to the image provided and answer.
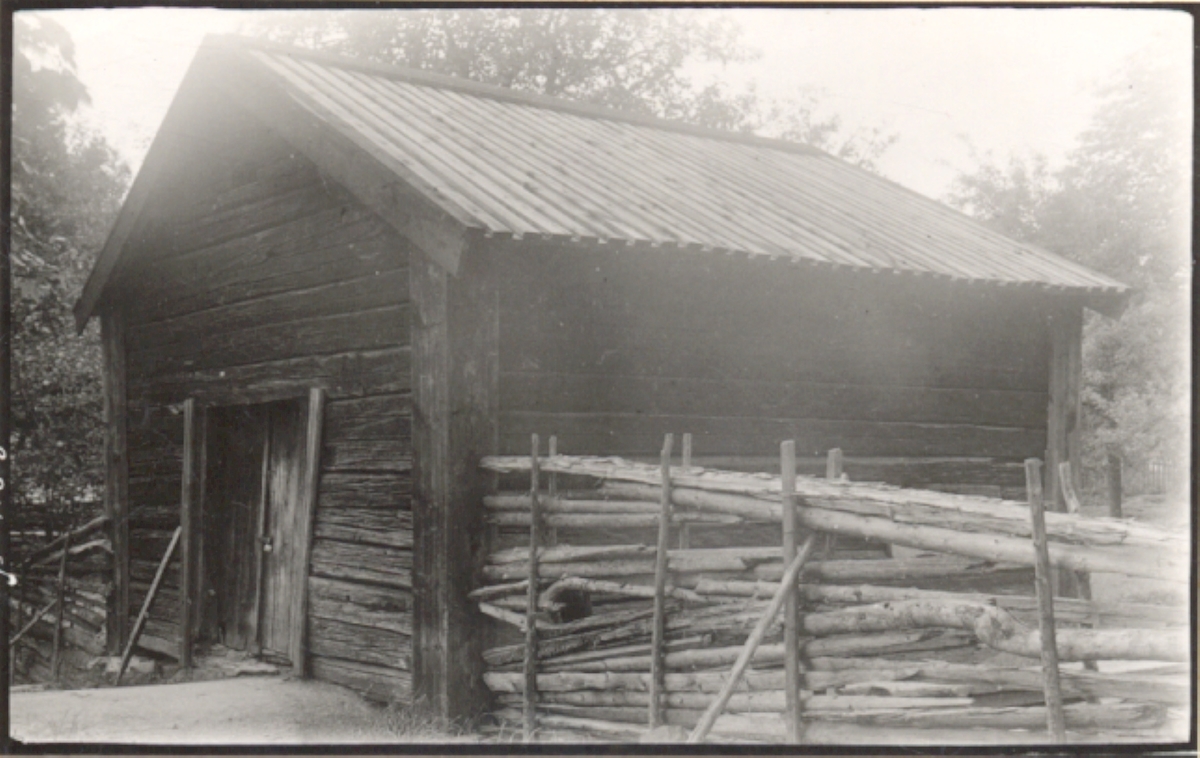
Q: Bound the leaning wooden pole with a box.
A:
[781,440,802,742]
[688,533,818,744]
[649,434,674,728]
[9,597,59,650]
[522,434,541,742]
[117,526,181,685]
[1026,459,1067,742]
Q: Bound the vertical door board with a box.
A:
[292,387,326,675]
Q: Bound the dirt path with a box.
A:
[11,677,405,745]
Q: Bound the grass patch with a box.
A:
[377,697,479,742]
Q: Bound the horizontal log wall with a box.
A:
[496,244,1052,488]
[118,130,412,703]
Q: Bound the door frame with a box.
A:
[179,387,325,675]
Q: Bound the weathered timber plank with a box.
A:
[162,183,345,260]
[129,529,184,561]
[201,155,322,216]
[132,212,405,324]
[411,247,497,718]
[309,616,412,669]
[324,393,412,441]
[655,455,1028,488]
[308,593,412,637]
[128,446,182,478]
[130,558,180,588]
[500,321,1047,393]
[102,310,131,655]
[129,304,409,378]
[501,244,1051,350]
[308,575,412,613]
[310,656,412,704]
[497,251,1052,395]
[129,268,409,356]
[322,439,412,473]
[498,412,1045,459]
[212,40,468,272]
[318,471,412,510]
[501,372,1045,428]
[314,508,413,549]
[310,539,412,589]
[129,584,179,621]
[128,346,411,406]
[126,501,181,530]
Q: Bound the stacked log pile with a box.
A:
[9,515,112,682]
[475,452,1189,744]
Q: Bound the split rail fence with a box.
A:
[8,514,111,682]
[474,434,1190,745]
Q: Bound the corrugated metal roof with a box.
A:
[245,45,1126,294]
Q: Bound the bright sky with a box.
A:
[36,7,1194,200]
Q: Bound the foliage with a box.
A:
[243,8,896,168]
[946,49,1190,478]
[11,14,130,527]
[751,88,899,174]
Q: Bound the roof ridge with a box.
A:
[201,32,831,159]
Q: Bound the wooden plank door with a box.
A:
[258,400,303,662]
[256,389,324,671]
[201,404,268,652]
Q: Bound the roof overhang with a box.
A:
[75,35,1132,331]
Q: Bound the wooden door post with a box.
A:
[100,310,130,655]
[290,387,325,676]
[411,244,499,720]
[179,398,206,668]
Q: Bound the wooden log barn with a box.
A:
[73,36,1129,721]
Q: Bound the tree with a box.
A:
[243,9,896,167]
[946,49,1190,485]
[11,13,130,528]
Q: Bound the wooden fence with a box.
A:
[1082,458,1184,498]
[8,514,111,683]
[474,436,1190,745]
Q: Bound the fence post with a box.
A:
[522,434,541,742]
[678,434,692,550]
[649,434,674,728]
[822,449,842,558]
[1025,458,1067,742]
[781,440,803,743]
[1106,453,1123,518]
[547,436,558,547]
[688,534,818,744]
